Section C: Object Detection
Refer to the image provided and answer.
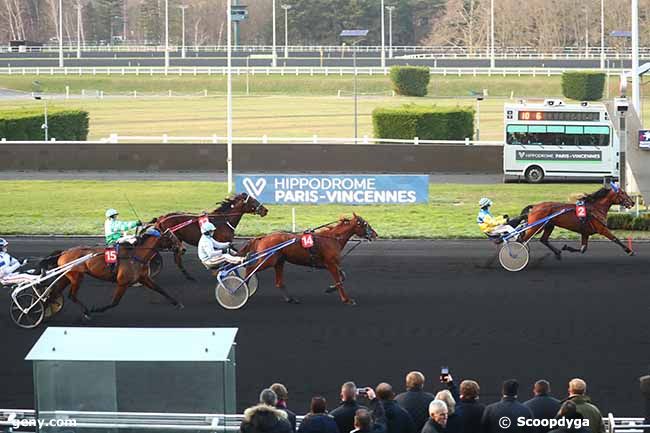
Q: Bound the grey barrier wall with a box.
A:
[0,142,503,173]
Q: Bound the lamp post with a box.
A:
[476,96,484,141]
[380,0,385,68]
[600,0,605,69]
[32,81,48,141]
[489,0,494,68]
[179,5,188,59]
[227,0,233,193]
[58,0,63,68]
[76,2,82,59]
[340,30,369,143]
[164,0,170,71]
[272,0,277,67]
[386,6,395,59]
[632,0,640,114]
[281,4,291,59]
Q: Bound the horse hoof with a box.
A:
[628,250,636,256]
[176,303,185,310]
[82,313,92,321]
[343,299,357,306]
[561,244,569,251]
[325,286,337,294]
[554,253,562,261]
[286,297,301,304]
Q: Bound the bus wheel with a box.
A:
[525,166,545,183]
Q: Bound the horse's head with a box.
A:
[218,193,268,217]
[349,213,378,241]
[140,225,184,254]
[609,181,635,209]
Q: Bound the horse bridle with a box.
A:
[243,193,266,216]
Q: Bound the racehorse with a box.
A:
[520,182,635,259]
[39,226,183,320]
[150,193,268,280]
[239,213,378,305]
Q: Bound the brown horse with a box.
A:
[151,193,268,280]
[239,213,378,305]
[40,226,183,320]
[520,182,635,259]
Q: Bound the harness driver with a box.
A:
[198,222,245,270]
[477,197,518,237]
[0,238,41,286]
[104,209,142,247]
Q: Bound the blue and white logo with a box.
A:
[236,174,429,204]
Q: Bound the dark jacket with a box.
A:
[445,412,464,433]
[276,403,297,432]
[331,400,367,433]
[524,395,562,433]
[457,398,486,433]
[241,404,294,433]
[297,413,340,433]
[381,400,416,433]
[481,396,535,433]
[420,419,444,433]
[564,395,605,433]
[395,389,436,432]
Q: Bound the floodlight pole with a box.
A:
[164,0,170,72]
[600,0,605,69]
[490,0,494,69]
[76,3,82,59]
[386,6,395,59]
[179,5,188,59]
[227,0,233,193]
[631,0,640,114]
[58,0,64,68]
[272,0,277,67]
[380,0,385,68]
[282,5,291,59]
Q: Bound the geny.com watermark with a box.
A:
[498,416,590,430]
[11,416,77,430]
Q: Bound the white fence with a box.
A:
[0,66,630,77]
[0,409,647,433]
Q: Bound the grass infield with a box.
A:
[2,180,644,239]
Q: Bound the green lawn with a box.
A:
[3,180,644,240]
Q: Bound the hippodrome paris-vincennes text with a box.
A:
[272,177,417,203]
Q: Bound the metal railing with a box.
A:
[1,410,647,433]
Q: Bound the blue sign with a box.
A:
[235,174,429,204]
[640,130,650,149]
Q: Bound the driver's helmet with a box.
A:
[105,208,119,219]
[478,197,493,208]
[201,222,216,234]
[0,238,7,252]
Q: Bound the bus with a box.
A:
[503,99,619,183]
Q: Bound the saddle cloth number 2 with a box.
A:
[105,249,117,264]
[576,205,587,218]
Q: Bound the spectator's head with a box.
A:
[405,371,426,391]
[270,383,289,403]
[310,396,327,414]
[435,390,456,415]
[354,409,372,431]
[259,388,278,407]
[533,380,551,396]
[556,400,582,420]
[341,381,357,402]
[568,378,587,396]
[376,383,394,401]
[502,379,519,398]
[460,380,480,401]
[429,400,449,428]
[641,375,650,398]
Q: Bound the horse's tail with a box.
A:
[39,250,63,271]
[519,204,534,219]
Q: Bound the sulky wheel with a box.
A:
[148,252,163,279]
[44,293,65,319]
[10,292,45,329]
[215,275,250,310]
[499,242,530,272]
[235,267,258,297]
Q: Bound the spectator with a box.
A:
[271,383,297,432]
[481,379,535,433]
[297,396,339,433]
[548,401,590,433]
[640,375,650,433]
[331,382,367,433]
[564,379,605,433]
[421,400,448,433]
[376,382,416,433]
[453,380,485,433]
[353,408,387,433]
[241,389,293,433]
[524,380,561,433]
[395,371,436,432]
[434,390,463,433]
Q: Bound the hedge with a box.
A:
[561,71,606,101]
[372,104,474,140]
[607,213,650,231]
[0,109,89,141]
[389,66,430,97]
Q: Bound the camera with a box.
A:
[356,387,369,396]
[440,367,450,382]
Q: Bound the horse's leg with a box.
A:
[65,273,92,319]
[596,225,634,255]
[141,275,185,309]
[174,247,195,281]
[326,262,355,305]
[90,283,129,313]
[562,233,589,253]
[539,224,562,260]
[326,267,347,293]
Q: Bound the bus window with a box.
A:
[506,124,610,146]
